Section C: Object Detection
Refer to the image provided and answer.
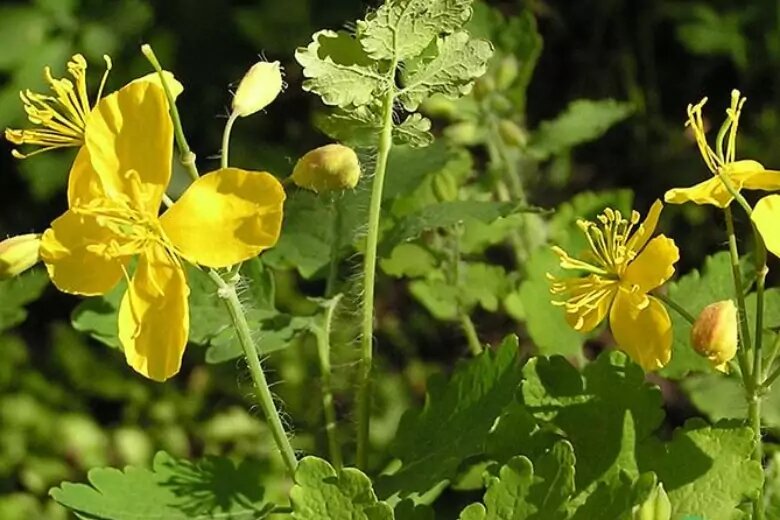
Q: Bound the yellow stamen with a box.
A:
[4,54,112,159]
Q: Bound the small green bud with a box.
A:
[444,121,483,146]
[495,55,519,90]
[473,75,495,100]
[420,95,458,120]
[0,234,41,279]
[292,144,361,193]
[498,119,527,148]
[632,483,671,520]
[691,300,738,372]
[490,94,513,114]
[232,61,283,117]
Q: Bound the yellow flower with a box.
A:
[40,80,285,381]
[664,90,780,208]
[4,54,181,159]
[548,201,679,371]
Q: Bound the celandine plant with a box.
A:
[3,0,780,519]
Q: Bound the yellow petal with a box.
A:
[160,168,285,268]
[40,209,126,296]
[84,80,173,214]
[753,195,780,258]
[609,290,672,371]
[627,199,662,253]
[118,244,189,381]
[664,177,734,208]
[732,160,780,191]
[67,145,103,206]
[129,70,184,100]
[623,235,679,293]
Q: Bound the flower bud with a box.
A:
[632,482,671,520]
[0,234,41,279]
[232,61,283,117]
[473,75,495,100]
[498,119,527,148]
[495,56,519,90]
[292,144,361,193]
[420,95,458,120]
[444,121,483,146]
[691,300,738,372]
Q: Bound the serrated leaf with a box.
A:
[317,108,432,148]
[395,500,435,520]
[399,31,493,111]
[290,457,393,519]
[639,419,763,520]
[205,311,307,364]
[357,0,473,61]
[381,244,437,278]
[0,270,48,333]
[296,29,386,108]
[527,100,633,160]
[660,252,741,378]
[378,336,521,498]
[71,282,126,349]
[50,451,274,519]
[521,352,665,492]
[380,201,521,254]
[395,113,434,147]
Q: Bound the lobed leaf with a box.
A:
[357,0,473,61]
[50,451,275,519]
[290,457,393,519]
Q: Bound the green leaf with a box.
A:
[458,443,575,520]
[357,0,473,61]
[50,451,275,519]
[0,270,48,333]
[660,252,739,378]
[520,352,665,492]
[381,244,437,278]
[317,108,432,148]
[527,100,633,160]
[290,457,393,519]
[378,336,521,498]
[380,201,521,255]
[395,500,435,520]
[640,419,763,520]
[398,31,494,111]
[765,452,780,519]
[71,282,126,349]
[666,4,748,69]
[517,248,585,358]
[295,30,386,108]
[205,311,308,364]
[681,372,780,430]
[395,113,434,147]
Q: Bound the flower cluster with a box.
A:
[3,54,285,381]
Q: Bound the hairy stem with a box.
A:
[314,296,344,470]
[209,271,298,476]
[326,196,342,298]
[724,207,753,383]
[221,111,240,170]
[141,44,199,182]
[356,83,396,469]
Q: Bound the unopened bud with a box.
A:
[291,144,361,193]
[232,61,283,117]
[473,75,495,100]
[0,234,41,279]
[632,483,671,520]
[495,56,519,90]
[444,121,483,146]
[498,119,527,148]
[420,95,458,120]
[691,300,738,372]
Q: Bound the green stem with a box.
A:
[356,82,396,470]
[762,335,780,384]
[141,44,199,182]
[209,271,298,475]
[724,206,753,383]
[313,296,343,470]
[460,313,482,357]
[221,111,240,169]
[654,292,696,325]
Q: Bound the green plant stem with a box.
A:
[459,313,482,357]
[762,335,780,385]
[221,111,240,169]
[724,207,753,383]
[356,82,396,470]
[209,271,298,476]
[141,44,199,182]
[653,292,696,325]
[313,296,343,470]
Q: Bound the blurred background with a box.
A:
[1,0,779,517]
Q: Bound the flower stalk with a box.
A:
[356,75,397,470]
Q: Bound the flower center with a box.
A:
[4,54,112,159]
